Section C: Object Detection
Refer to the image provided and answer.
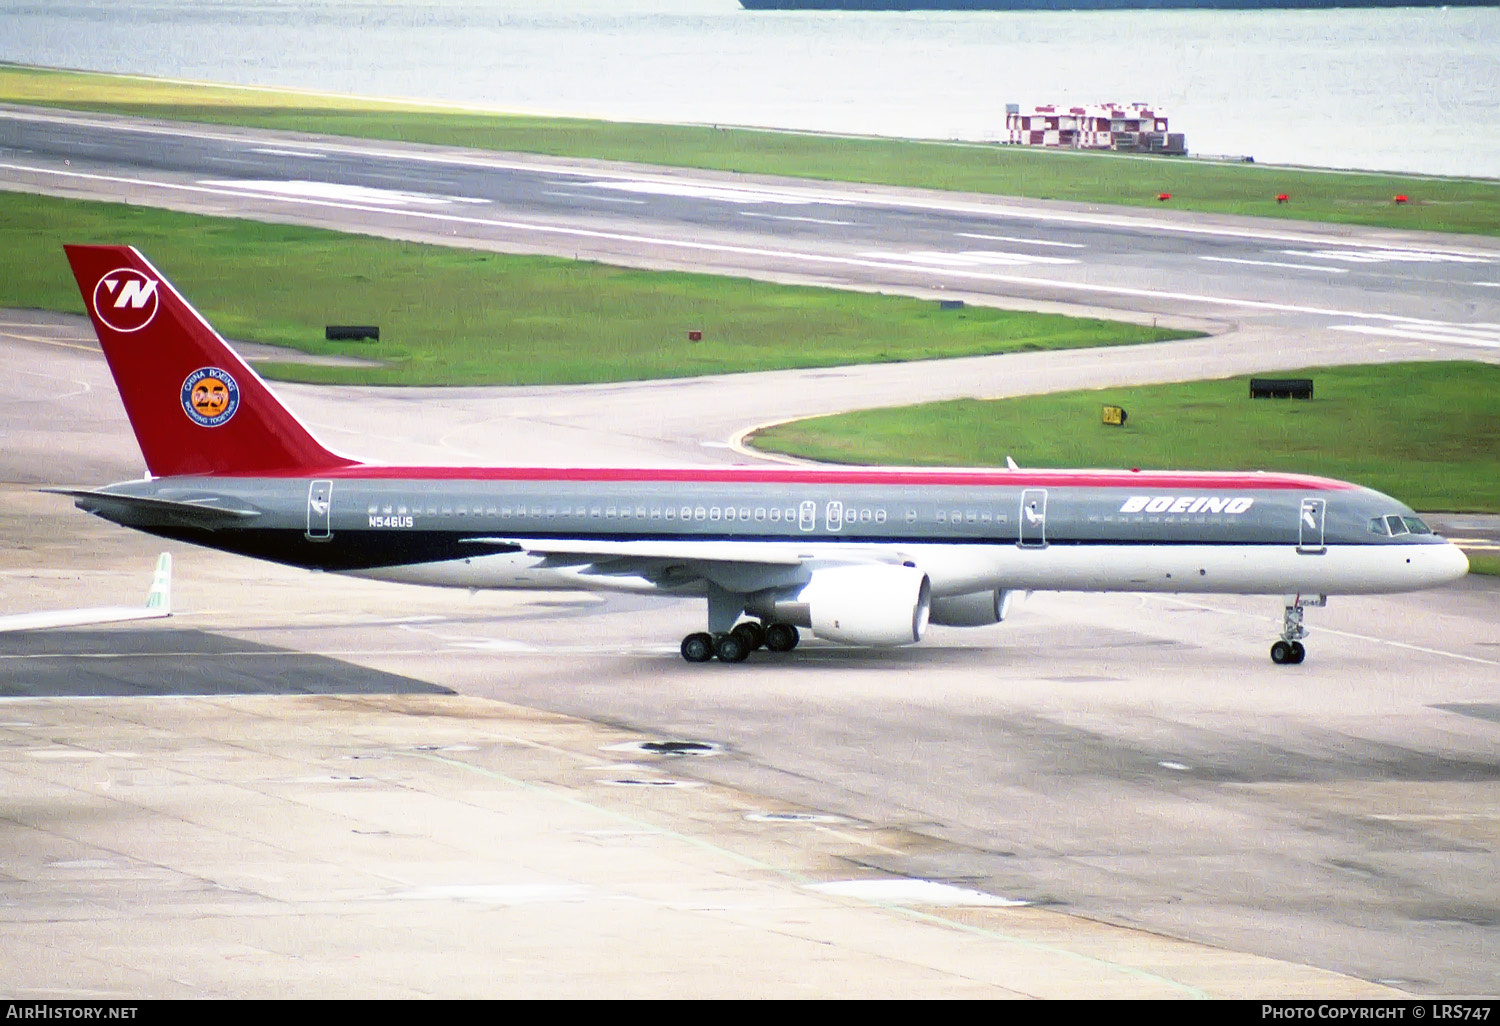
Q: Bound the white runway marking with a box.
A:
[1201,256,1348,274]
[586,178,851,206]
[197,178,489,207]
[740,212,855,226]
[543,189,646,205]
[956,232,1085,249]
[250,147,326,159]
[860,248,1079,268]
[1331,322,1500,349]
[1282,248,1497,265]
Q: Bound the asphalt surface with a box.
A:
[1,107,1498,998]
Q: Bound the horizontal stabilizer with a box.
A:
[0,553,171,632]
[45,488,261,529]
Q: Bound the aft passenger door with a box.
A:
[1019,489,1047,548]
[306,479,333,541]
[1297,497,1326,554]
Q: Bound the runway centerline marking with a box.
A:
[1282,248,1497,265]
[956,233,1085,249]
[741,212,856,226]
[250,147,327,159]
[1200,256,1348,274]
[543,190,646,205]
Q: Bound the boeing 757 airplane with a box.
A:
[51,245,1468,664]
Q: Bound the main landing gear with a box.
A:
[680,621,800,664]
[1270,594,1324,665]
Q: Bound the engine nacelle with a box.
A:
[929,589,1012,627]
[746,565,931,647]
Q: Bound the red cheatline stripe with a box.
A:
[238,465,1360,491]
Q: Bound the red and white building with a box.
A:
[1005,103,1186,155]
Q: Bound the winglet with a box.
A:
[145,552,171,614]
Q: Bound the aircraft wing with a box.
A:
[466,537,908,593]
[0,553,172,632]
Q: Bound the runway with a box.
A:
[2,107,1499,998]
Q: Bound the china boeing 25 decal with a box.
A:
[53,246,1468,665]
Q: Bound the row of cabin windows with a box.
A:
[361,502,1025,528]
[363,503,894,524]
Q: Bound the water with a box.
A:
[2,0,1497,178]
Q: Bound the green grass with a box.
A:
[749,363,1500,513]
[0,191,1190,386]
[5,64,1499,236]
[1468,554,1500,577]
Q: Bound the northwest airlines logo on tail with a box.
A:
[91,269,159,333]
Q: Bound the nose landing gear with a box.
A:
[1270,594,1323,664]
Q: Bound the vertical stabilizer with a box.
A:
[63,245,359,477]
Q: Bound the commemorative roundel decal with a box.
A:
[181,367,240,427]
[92,268,160,333]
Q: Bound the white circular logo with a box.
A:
[92,268,160,333]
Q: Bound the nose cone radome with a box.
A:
[1432,542,1470,586]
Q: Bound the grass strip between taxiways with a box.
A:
[749,362,1500,517]
[3,63,1499,236]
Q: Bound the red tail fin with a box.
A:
[64,245,359,477]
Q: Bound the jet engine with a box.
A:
[746,565,931,646]
[929,589,1012,627]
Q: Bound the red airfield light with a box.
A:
[1394,194,1409,205]
[1276,193,1290,204]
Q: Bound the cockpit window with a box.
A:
[1371,515,1433,537]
